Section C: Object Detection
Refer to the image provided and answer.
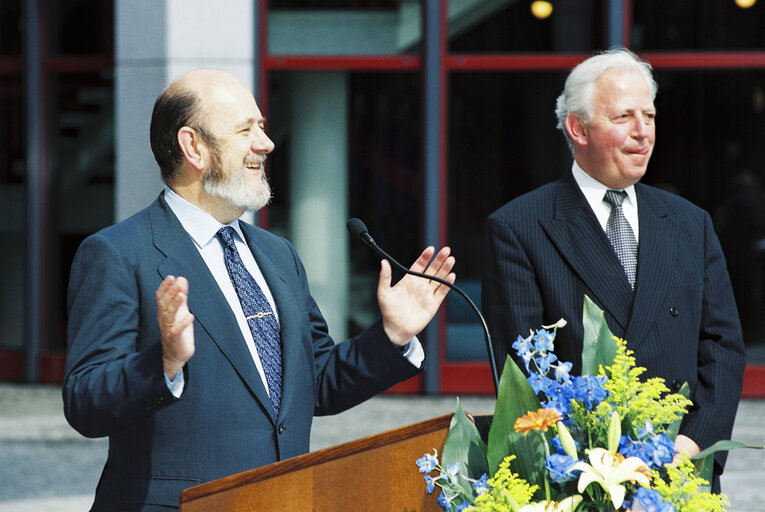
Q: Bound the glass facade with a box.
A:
[3,0,764,393]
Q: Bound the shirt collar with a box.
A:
[571,161,637,209]
[163,188,245,248]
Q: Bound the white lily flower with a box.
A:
[571,447,651,509]
[519,496,582,512]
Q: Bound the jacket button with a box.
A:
[671,379,682,391]
[277,425,285,434]
[669,307,679,317]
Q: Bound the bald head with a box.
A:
[149,69,252,184]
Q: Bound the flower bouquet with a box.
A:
[417,296,756,512]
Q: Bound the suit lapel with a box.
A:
[240,224,303,423]
[625,185,676,348]
[149,196,276,422]
[539,174,635,332]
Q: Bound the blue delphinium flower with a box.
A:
[456,501,470,511]
[631,486,677,512]
[552,360,573,383]
[545,453,579,484]
[443,462,461,482]
[571,375,609,409]
[620,429,676,470]
[528,373,547,394]
[543,379,574,416]
[512,334,532,357]
[650,433,676,468]
[473,474,490,496]
[535,351,558,372]
[416,450,438,473]
[533,328,556,352]
[436,492,448,508]
[424,473,436,494]
[620,436,653,465]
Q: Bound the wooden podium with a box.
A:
[179,414,452,511]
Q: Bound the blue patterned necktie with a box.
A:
[603,190,638,290]
[217,226,282,416]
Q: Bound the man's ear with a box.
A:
[564,113,588,146]
[177,126,206,171]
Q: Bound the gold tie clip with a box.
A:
[246,312,273,320]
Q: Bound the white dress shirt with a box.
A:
[162,188,423,397]
[571,162,639,243]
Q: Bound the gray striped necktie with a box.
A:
[603,190,638,289]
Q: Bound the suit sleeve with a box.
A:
[680,212,746,458]
[482,213,545,375]
[62,234,175,438]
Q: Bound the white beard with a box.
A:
[202,162,272,212]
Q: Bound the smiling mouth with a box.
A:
[245,160,263,170]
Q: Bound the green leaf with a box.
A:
[442,398,489,492]
[666,382,690,441]
[691,440,763,493]
[581,295,618,376]
[486,356,546,494]
[692,439,764,460]
[693,453,715,494]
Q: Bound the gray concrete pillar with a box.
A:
[288,73,349,341]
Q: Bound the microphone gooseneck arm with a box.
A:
[347,218,499,395]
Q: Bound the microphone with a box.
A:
[347,218,499,395]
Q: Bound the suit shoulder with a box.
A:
[81,205,154,251]
[487,182,558,225]
[638,184,708,218]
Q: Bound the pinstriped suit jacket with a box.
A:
[482,171,746,476]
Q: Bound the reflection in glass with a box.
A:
[46,0,113,56]
[446,71,570,361]
[49,71,115,352]
[449,1,604,53]
[632,1,765,50]
[0,74,25,350]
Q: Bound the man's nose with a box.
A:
[253,130,275,154]
[632,117,649,138]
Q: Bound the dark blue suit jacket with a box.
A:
[482,171,746,477]
[63,194,420,511]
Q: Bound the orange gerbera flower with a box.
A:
[514,408,563,436]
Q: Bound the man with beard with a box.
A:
[63,69,456,511]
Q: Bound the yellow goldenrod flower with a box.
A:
[514,408,563,436]
[571,447,651,509]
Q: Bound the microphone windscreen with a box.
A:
[346,218,368,239]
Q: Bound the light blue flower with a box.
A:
[552,360,573,383]
[443,462,461,482]
[436,492,449,508]
[512,334,532,358]
[545,453,580,484]
[528,373,546,394]
[424,473,436,494]
[533,328,555,352]
[456,501,470,511]
[473,473,490,495]
[416,449,438,473]
[649,433,676,468]
[535,352,558,372]
[571,375,609,409]
[631,486,677,512]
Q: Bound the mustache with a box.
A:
[245,155,267,167]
